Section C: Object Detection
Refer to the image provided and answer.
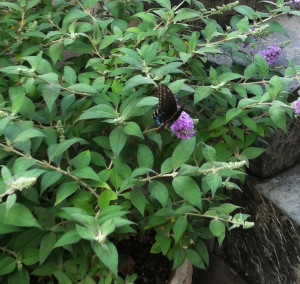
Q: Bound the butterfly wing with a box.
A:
[153,85,183,129]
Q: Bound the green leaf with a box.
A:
[209,219,225,246]
[0,66,29,75]
[26,0,41,9]
[5,194,16,216]
[225,108,242,123]
[123,122,144,139]
[8,269,30,284]
[42,84,60,112]
[174,8,200,22]
[0,203,40,228]
[186,249,205,269]
[70,150,91,169]
[72,167,100,181]
[194,86,213,104]
[0,257,16,275]
[205,173,222,196]
[153,62,183,78]
[98,189,117,209]
[49,42,63,64]
[99,35,118,50]
[41,171,62,193]
[172,137,196,169]
[154,0,171,9]
[0,2,21,10]
[63,66,77,86]
[68,83,97,94]
[195,239,209,266]
[269,102,286,132]
[173,216,187,244]
[234,5,255,19]
[142,42,158,64]
[38,73,59,84]
[268,76,282,100]
[202,144,216,162]
[241,117,257,132]
[244,63,257,79]
[172,176,202,209]
[137,144,153,168]
[123,75,155,91]
[54,230,81,248]
[39,232,56,264]
[11,88,25,114]
[109,127,128,158]
[54,182,78,206]
[236,16,249,33]
[254,54,269,78]
[47,138,83,160]
[13,128,45,143]
[172,248,186,270]
[241,147,265,159]
[148,181,168,207]
[161,157,174,174]
[217,72,242,84]
[209,116,226,130]
[130,189,146,216]
[92,241,118,276]
[171,36,186,53]
[268,21,289,37]
[22,249,39,266]
[78,104,117,120]
[76,225,95,241]
[62,8,87,27]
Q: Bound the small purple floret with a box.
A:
[291,99,300,116]
[285,0,300,9]
[170,111,195,140]
[258,44,282,66]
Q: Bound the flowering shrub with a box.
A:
[0,0,299,283]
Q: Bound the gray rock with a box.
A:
[249,117,300,178]
[255,163,300,225]
[219,177,300,284]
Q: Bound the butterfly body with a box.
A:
[153,85,184,129]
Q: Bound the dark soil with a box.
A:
[117,234,172,283]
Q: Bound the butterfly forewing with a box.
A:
[153,85,184,129]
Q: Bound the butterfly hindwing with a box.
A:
[153,85,183,129]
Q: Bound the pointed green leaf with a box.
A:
[92,241,118,276]
[172,176,201,209]
[173,216,187,244]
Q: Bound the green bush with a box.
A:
[0,0,298,283]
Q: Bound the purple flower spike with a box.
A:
[170,111,195,140]
[258,44,282,66]
[291,99,300,116]
[285,0,300,9]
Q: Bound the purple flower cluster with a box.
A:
[258,44,282,66]
[291,99,300,116]
[285,0,300,9]
[170,111,195,140]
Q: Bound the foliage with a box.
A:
[0,0,299,283]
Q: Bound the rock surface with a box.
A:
[255,163,300,225]
[220,177,300,284]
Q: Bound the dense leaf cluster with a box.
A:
[0,0,298,283]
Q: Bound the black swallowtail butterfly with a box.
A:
[153,85,184,129]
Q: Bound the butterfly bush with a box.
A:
[0,1,299,283]
[258,44,282,66]
[291,99,300,115]
[170,111,195,140]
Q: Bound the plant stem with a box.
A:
[0,143,98,198]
